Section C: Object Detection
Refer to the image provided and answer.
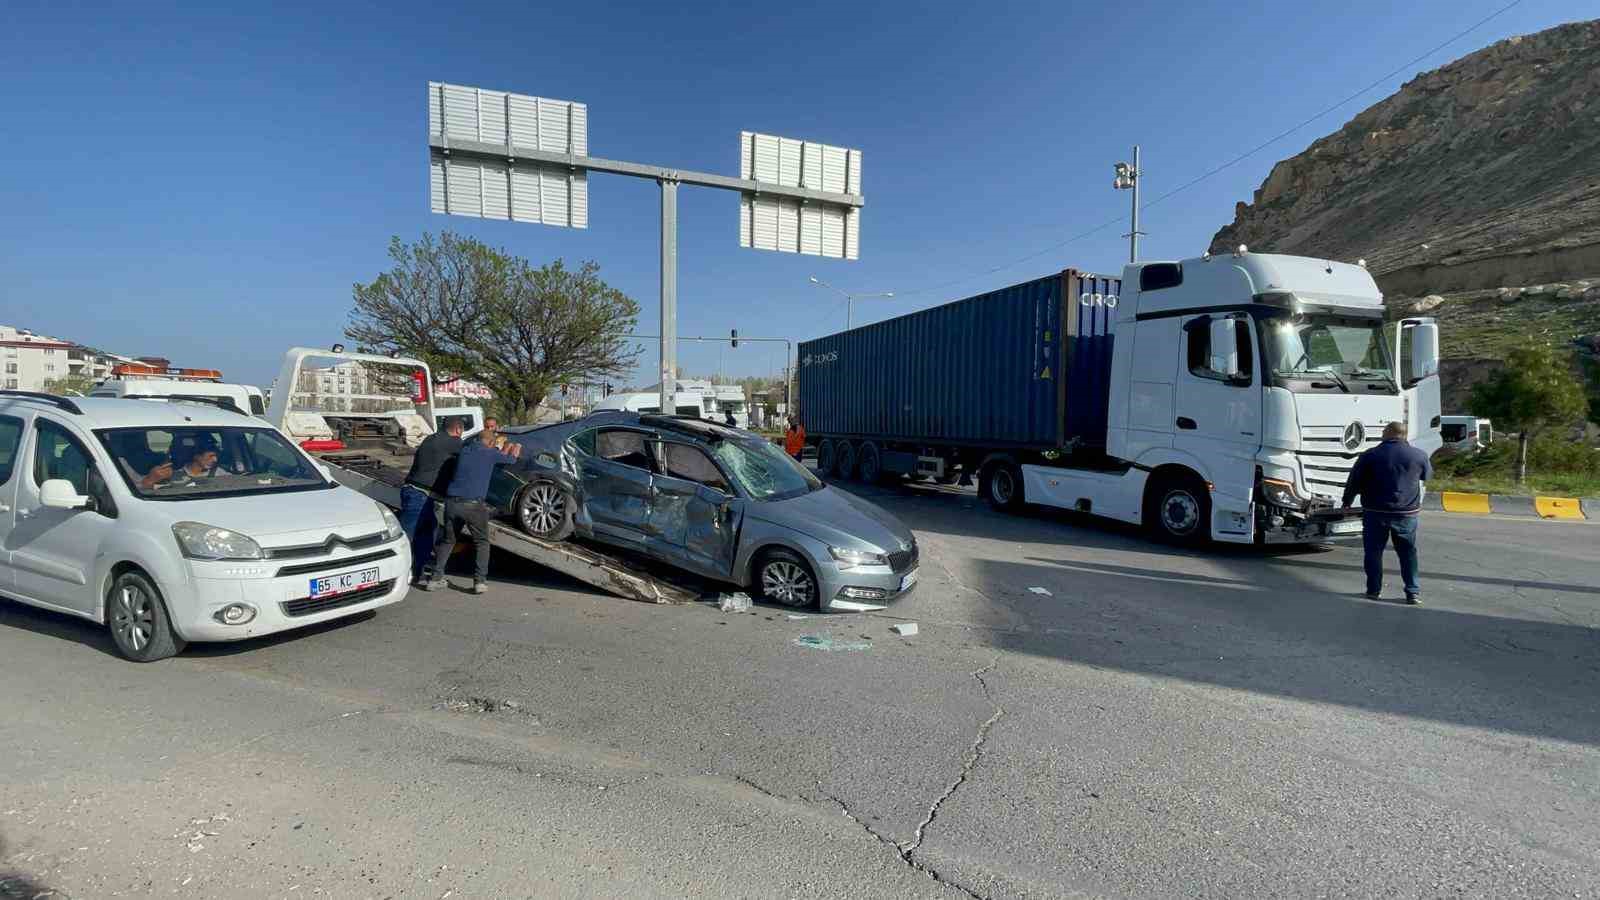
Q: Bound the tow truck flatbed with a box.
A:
[315,447,702,605]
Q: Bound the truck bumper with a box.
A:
[1259,508,1364,544]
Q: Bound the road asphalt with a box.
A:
[2,478,1598,899]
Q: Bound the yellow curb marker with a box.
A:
[1534,496,1585,520]
[1440,492,1491,514]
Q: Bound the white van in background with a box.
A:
[88,365,266,417]
[591,390,713,419]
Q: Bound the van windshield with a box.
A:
[96,426,333,500]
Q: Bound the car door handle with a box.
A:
[1176,417,1197,430]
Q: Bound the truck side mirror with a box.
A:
[1208,317,1242,380]
[1407,322,1440,383]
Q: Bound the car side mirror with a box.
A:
[40,478,91,510]
[1208,317,1242,380]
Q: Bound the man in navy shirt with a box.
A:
[422,427,521,594]
[1342,421,1434,605]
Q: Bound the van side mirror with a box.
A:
[40,478,92,510]
[1208,317,1242,380]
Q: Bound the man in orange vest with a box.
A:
[783,416,806,462]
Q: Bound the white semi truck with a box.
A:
[800,249,1442,544]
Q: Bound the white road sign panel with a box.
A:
[738,131,860,260]
[428,82,588,228]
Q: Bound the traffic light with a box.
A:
[730,329,739,349]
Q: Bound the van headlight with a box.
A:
[379,505,404,541]
[831,546,888,568]
[1260,477,1305,510]
[172,522,264,560]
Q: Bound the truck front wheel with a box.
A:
[1145,474,1211,544]
[980,462,1024,512]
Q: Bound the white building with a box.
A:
[2,325,133,393]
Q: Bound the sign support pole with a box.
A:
[659,178,678,415]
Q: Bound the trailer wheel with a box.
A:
[515,481,575,541]
[858,442,883,483]
[980,461,1024,512]
[1144,473,1211,544]
[817,439,837,476]
[836,441,859,480]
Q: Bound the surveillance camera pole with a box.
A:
[1114,145,1143,264]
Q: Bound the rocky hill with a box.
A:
[1209,19,1600,413]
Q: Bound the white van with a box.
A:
[0,392,409,661]
[592,390,712,418]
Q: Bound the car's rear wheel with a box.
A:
[835,441,859,480]
[516,481,575,541]
[816,439,837,476]
[107,570,185,662]
[755,550,820,610]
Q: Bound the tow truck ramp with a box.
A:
[320,455,700,605]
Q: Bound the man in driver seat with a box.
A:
[138,435,223,490]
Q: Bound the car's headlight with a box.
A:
[379,505,404,541]
[172,521,264,560]
[830,546,888,568]
[1260,477,1305,510]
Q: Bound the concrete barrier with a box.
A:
[1490,495,1539,518]
[1534,497,1586,520]
[1440,492,1491,514]
[1584,498,1600,520]
[1420,492,1444,511]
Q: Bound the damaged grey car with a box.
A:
[486,412,919,611]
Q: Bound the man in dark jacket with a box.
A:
[1342,421,1434,604]
[423,426,521,594]
[400,416,465,583]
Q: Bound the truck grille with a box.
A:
[888,541,919,573]
[1296,423,1385,498]
[281,579,396,618]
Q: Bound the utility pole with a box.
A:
[1113,145,1143,263]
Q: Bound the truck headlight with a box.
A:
[172,522,264,560]
[1260,477,1305,510]
[830,546,888,568]
[379,505,404,541]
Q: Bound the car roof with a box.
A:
[0,394,257,429]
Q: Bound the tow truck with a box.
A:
[265,346,700,604]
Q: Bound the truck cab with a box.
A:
[1107,250,1441,542]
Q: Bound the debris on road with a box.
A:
[719,592,753,613]
[891,623,919,637]
[785,614,810,621]
[793,635,871,652]
[1028,586,1053,596]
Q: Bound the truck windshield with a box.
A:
[1260,312,1394,390]
[97,426,333,500]
[710,437,822,502]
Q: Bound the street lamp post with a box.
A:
[808,276,895,330]
[1113,145,1143,264]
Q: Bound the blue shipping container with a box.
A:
[798,269,1120,449]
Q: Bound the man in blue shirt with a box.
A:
[422,426,521,594]
[1342,421,1434,605]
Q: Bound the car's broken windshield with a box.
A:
[710,438,821,501]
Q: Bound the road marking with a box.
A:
[1441,492,1490,514]
[1534,496,1585,520]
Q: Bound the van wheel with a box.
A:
[817,439,837,476]
[980,462,1024,512]
[858,442,883,483]
[516,481,575,541]
[755,550,820,610]
[107,571,186,662]
[1145,474,1211,544]
[835,442,859,480]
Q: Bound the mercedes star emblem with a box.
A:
[1343,421,1366,451]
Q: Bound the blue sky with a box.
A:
[1,0,1586,390]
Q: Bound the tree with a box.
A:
[1468,341,1588,485]
[346,233,641,422]
[41,374,98,397]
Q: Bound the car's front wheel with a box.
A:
[516,481,575,541]
[107,570,185,662]
[755,550,820,610]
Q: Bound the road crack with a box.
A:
[904,656,1005,861]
